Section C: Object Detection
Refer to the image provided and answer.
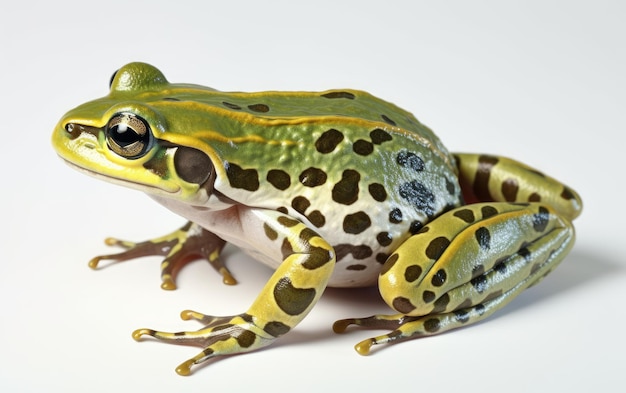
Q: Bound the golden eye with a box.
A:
[106,113,151,159]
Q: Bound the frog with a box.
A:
[52,62,582,376]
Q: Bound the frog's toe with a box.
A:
[87,222,235,289]
[132,312,277,375]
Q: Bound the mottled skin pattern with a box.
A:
[52,63,582,375]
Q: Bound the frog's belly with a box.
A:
[242,247,381,288]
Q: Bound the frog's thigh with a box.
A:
[372,202,573,348]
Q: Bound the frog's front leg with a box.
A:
[88,221,234,289]
[133,209,335,375]
[334,202,575,353]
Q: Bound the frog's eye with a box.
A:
[106,113,152,159]
[109,69,119,88]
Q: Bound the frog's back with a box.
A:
[157,88,464,286]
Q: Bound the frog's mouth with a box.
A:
[59,158,181,195]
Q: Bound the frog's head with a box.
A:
[52,62,218,205]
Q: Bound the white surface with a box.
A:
[1,1,624,392]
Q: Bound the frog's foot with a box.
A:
[335,202,575,355]
[132,311,276,376]
[88,221,234,290]
[333,300,502,355]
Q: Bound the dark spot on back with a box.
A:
[370,128,392,144]
[353,139,374,156]
[399,180,436,216]
[397,151,425,172]
[381,114,397,126]
[389,208,403,223]
[267,169,291,190]
[425,237,451,260]
[315,129,344,154]
[248,103,270,113]
[299,167,327,187]
[225,162,259,191]
[368,183,387,202]
[321,91,355,99]
[332,170,360,205]
[222,101,242,110]
[453,208,475,223]
[343,212,371,234]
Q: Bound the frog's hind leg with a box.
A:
[453,153,582,221]
[334,202,575,354]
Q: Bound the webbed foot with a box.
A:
[132,311,276,375]
[88,221,234,289]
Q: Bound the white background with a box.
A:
[1,1,624,392]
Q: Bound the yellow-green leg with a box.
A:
[133,211,335,375]
[334,153,582,354]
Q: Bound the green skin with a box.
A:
[52,62,582,375]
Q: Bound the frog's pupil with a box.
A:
[110,124,137,146]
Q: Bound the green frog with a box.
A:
[52,62,582,375]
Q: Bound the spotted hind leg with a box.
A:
[334,202,575,354]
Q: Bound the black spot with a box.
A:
[264,223,278,241]
[301,245,334,270]
[264,321,290,337]
[343,212,371,234]
[446,178,457,195]
[494,259,508,274]
[381,114,397,126]
[533,206,550,232]
[431,269,447,287]
[321,91,355,99]
[399,180,436,216]
[291,196,310,214]
[432,293,450,313]
[481,205,498,219]
[424,318,441,333]
[422,290,436,303]
[453,208,475,223]
[502,178,519,202]
[267,169,291,190]
[299,167,327,187]
[392,297,415,313]
[247,103,270,113]
[273,277,316,316]
[376,232,393,247]
[376,253,389,264]
[353,139,374,156]
[475,227,491,250]
[425,237,450,260]
[368,183,387,202]
[380,253,399,275]
[162,97,181,101]
[455,310,470,323]
[307,211,326,228]
[315,129,344,154]
[334,244,373,260]
[397,151,425,172]
[518,246,531,262]
[529,193,542,202]
[370,128,392,144]
[236,330,256,348]
[470,275,488,293]
[332,170,360,205]
[222,101,242,110]
[346,264,367,271]
[409,221,423,234]
[173,147,213,185]
[404,265,423,282]
[474,155,499,200]
[389,208,403,223]
[225,162,259,191]
[561,186,576,200]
